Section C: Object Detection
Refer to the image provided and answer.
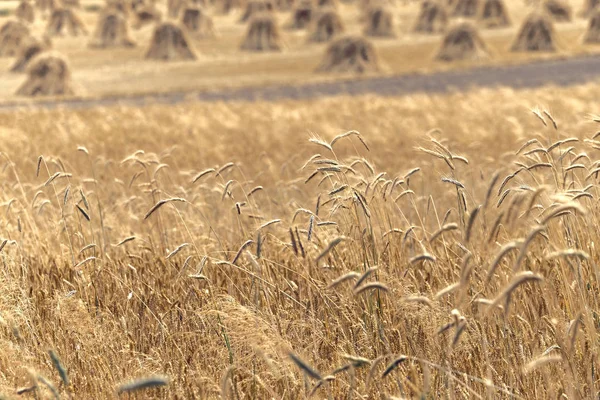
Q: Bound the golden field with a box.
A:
[0,82,599,398]
[0,0,597,101]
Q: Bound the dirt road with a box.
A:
[3,54,600,110]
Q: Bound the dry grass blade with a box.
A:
[516,139,541,155]
[409,253,436,265]
[498,169,524,196]
[513,226,546,272]
[353,282,389,296]
[441,177,464,189]
[16,386,36,395]
[44,172,61,186]
[465,205,481,242]
[192,168,215,183]
[328,272,360,289]
[73,257,97,269]
[315,237,345,264]
[330,130,360,147]
[435,282,460,299]
[166,243,190,259]
[419,147,447,160]
[488,271,544,310]
[220,365,234,399]
[289,353,322,380]
[354,267,378,289]
[48,349,69,386]
[143,198,187,220]
[231,240,254,264]
[307,214,314,241]
[545,249,589,260]
[382,356,407,378]
[79,244,96,254]
[309,138,333,152]
[63,185,70,205]
[402,296,433,307]
[547,138,579,153]
[540,203,586,225]
[342,354,371,367]
[76,204,91,221]
[222,180,234,200]
[117,376,169,393]
[329,185,348,196]
[308,376,335,397]
[116,236,136,246]
[543,110,558,130]
[483,172,500,209]
[404,168,420,179]
[487,241,521,282]
[524,355,562,373]
[258,219,281,230]
[430,223,459,243]
[565,164,586,172]
[216,162,235,177]
[531,108,547,126]
[36,374,59,399]
[36,156,43,177]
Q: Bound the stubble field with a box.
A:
[0,0,598,102]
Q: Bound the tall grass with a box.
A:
[0,85,598,398]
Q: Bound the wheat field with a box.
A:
[0,83,599,398]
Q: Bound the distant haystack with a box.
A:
[308,9,344,42]
[130,0,146,11]
[436,22,488,61]
[543,0,572,22]
[189,0,208,7]
[36,0,56,13]
[289,0,313,29]
[145,22,196,60]
[216,0,242,14]
[16,1,35,24]
[46,8,87,36]
[181,7,215,37]
[0,20,30,57]
[414,0,448,33]
[241,13,282,51]
[273,0,294,11]
[317,0,338,9]
[10,36,50,72]
[511,12,555,51]
[167,0,185,18]
[105,0,131,16]
[239,0,273,23]
[363,6,395,37]
[89,11,135,47]
[133,6,162,29]
[451,0,479,17]
[359,0,392,12]
[477,0,510,27]
[580,0,600,17]
[62,0,81,7]
[16,53,74,96]
[317,35,380,73]
[583,9,600,42]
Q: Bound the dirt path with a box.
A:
[3,54,600,111]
